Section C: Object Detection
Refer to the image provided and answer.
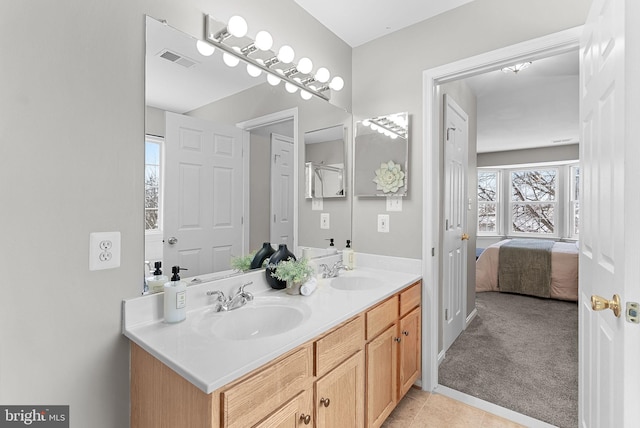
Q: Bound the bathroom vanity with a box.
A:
[123,258,421,428]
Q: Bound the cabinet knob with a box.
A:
[300,414,311,424]
[402,330,409,336]
[320,397,331,407]
[394,337,402,343]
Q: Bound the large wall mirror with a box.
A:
[354,112,409,197]
[144,16,352,280]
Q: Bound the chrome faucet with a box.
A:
[206,281,254,312]
[319,260,351,278]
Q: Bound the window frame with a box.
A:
[508,166,559,237]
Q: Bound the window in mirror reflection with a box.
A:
[145,135,163,232]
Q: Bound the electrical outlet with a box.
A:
[378,214,390,233]
[320,213,330,229]
[386,196,403,212]
[90,231,121,271]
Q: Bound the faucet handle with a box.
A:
[239,281,254,301]
[206,290,226,301]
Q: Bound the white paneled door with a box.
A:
[442,95,469,352]
[270,133,294,247]
[579,0,640,426]
[164,112,244,277]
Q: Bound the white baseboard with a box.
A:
[465,307,478,329]
[437,349,446,366]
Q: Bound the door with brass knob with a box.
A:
[315,351,364,428]
[461,233,469,241]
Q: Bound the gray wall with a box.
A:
[478,143,580,167]
[0,1,350,427]
[1,1,590,427]
[351,0,591,259]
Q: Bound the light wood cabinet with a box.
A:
[315,350,365,428]
[365,281,422,428]
[254,390,313,428]
[130,280,421,428]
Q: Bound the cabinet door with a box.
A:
[254,390,313,428]
[366,324,398,428]
[315,350,364,428]
[398,307,421,397]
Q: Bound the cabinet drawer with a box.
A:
[399,281,421,317]
[222,344,313,428]
[315,315,364,377]
[366,296,398,340]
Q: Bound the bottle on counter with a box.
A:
[164,265,187,323]
[326,238,337,255]
[342,239,355,269]
[146,261,168,294]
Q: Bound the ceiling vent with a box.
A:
[552,138,575,144]
[158,49,197,68]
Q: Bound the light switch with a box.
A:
[312,198,323,211]
[386,196,402,212]
[377,214,390,233]
[320,213,330,229]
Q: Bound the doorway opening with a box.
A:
[421,26,582,424]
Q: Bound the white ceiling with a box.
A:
[293,0,475,47]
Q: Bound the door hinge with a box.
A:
[445,308,449,321]
[432,247,435,257]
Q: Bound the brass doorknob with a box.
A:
[320,398,330,407]
[461,233,470,241]
[591,294,621,317]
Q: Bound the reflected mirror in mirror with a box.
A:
[144,16,352,280]
[304,125,346,199]
[354,112,409,197]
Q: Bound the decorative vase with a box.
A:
[286,280,303,295]
[266,244,296,289]
[250,242,275,269]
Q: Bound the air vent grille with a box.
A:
[158,49,197,68]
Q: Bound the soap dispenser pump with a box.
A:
[146,261,168,294]
[326,238,337,255]
[164,266,188,323]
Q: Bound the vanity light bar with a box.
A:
[203,14,338,102]
[364,117,408,139]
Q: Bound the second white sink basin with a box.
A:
[329,275,385,291]
[202,298,312,341]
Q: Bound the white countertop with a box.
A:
[123,254,421,394]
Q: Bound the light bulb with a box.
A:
[390,134,398,139]
[315,67,330,83]
[285,82,298,93]
[362,119,371,126]
[297,57,313,74]
[246,63,261,77]
[227,16,248,38]
[377,127,385,134]
[255,31,273,51]
[223,51,240,67]
[196,40,215,56]
[329,76,344,91]
[267,73,281,86]
[300,90,312,100]
[370,124,379,131]
[277,45,295,64]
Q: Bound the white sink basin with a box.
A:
[197,297,312,341]
[330,275,385,291]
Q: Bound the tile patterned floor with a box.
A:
[381,388,525,428]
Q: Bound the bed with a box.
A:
[476,239,578,301]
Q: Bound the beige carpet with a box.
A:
[438,292,578,428]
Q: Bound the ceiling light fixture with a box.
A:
[501,61,532,74]
[362,114,408,140]
[202,14,344,101]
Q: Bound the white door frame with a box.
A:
[236,108,299,253]
[421,27,582,391]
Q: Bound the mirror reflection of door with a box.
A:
[163,112,244,277]
[270,134,294,246]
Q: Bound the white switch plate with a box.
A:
[320,213,330,229]
[377,214,390,233]
[386,196,403,212]
[89,231,121,271]
[312,198,324,211]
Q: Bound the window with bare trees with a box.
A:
[145,136,163,232]
[510,168,557,234]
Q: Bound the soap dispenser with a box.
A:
[146,261,168,294]
[326,238,337,255]
[342,240,355,269]
[164,266,187,323]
